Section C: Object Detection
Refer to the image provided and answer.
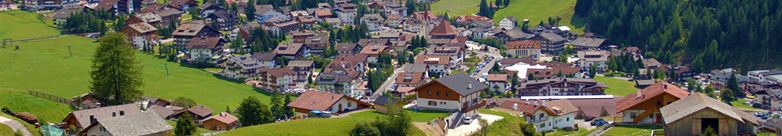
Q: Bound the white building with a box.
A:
[413,73,488,118]
[495,99,577,132]
[499,16,519,30]
[336,4,357,25]
[577,50,610,72]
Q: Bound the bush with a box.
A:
[350,122,380,136]
[1,106,10,114]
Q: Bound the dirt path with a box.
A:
[413,122,445,136]
[0,116,33,136]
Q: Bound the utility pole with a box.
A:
[68,45,72,57]
[165,62,170,76]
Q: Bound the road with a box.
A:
[369,64,407,102]
[0,116,32,136]
[473,45,504,78]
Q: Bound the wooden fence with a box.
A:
[27,89,86,109]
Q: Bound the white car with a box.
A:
[463,116,472,124]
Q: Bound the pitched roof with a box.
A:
[644,58,661,68]
[571,37,606,48]
[487,74,508,82]
[286,91,371,111]
[568,97,623,117]
[502,16,519,22]
[147,105,175,118]
[336,43,358,52]
[396,72,425,84]
[65,103,143,129]
[434,73,488,96]
[616,82,690,112]
[53,5,84,19]
[254,4,275,15]
[125,22,158,33]
[173,24,208,36]
[287,60,314,67]
[258,68,295,77]
[359,45,388,55]
[90,111,172,136]
[537,32,565,43]
[490,98,578,116]
[94,0,120,11]
[429,20,457,36]
[273,43,305,55]
[250,52,277,61]
[373,95,399,106]
[414,55,450,65]
[402,64,428,73]
[660,92,760,125]
[186,37,224,49]
[187,105,214,117]
[199,112,238,124]
[208,10,236,20]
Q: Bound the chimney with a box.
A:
[119,109,125,116]
[636,89,642,98]
[542,100,547,107]
[534,100,538,107]
[513,103,518,111]
[468,81,472,89]
[89,114,96,124]
[663,82,668,89]
[525,99,529,104]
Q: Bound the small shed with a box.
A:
[373,96,405,114]
[661,92,761,136]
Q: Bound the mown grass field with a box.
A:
[0,89,73,123]
[430,0,481,16]
[0,10,61,40]
[602,125,663,136]
[492,0,585,33]
[348,109,451,122]
[0,114,40,136]
[0,123,14,136]
[0,35,274,114]
[218,117,426,136]
[594,76,637,96]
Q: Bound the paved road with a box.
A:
[0,116,33,136]
[473,45,504,78]
[446,113,503,136]
[369,64,406,101]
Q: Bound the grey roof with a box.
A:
[763,119,782,130]
[251,52,277,61]
[503,16,519,22]
[577,50,610,62]
[287,60,314,67]
[538,32,566,43]
[336,43,358,52]
[635,79,656,86]
[571,37,606,48]
[94,111,173,136]
[227,55,263,69]
[373,95,399,106]
[660,92,760,125]
[644,58,661,68]
[436,73,488,96]
[378,32,401,38]
[315,73,353,84]
[53,5,84,19]
[67,103,143,129]
[402,64,428,73]
[147,105,175,118]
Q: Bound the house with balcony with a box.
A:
[286,60,315,84]
[616,82,690,124]
[515,78,607,96]
[273,43,307,59]
[185,37,226,63]
[286,90,371,115]
[222,55,263,79]
[499,16,518,30]
[577,50,610,72]
[491,98,578,132]
[172,23,221,49]
[360,13,385,31]
[254,4,286,23]
[205,10,237,31]
[255,68,295,91]
[359,45,389,63]
[414,55,451,76]
[396,72,428,88]
[487,74,508,93]
[24,0,80,11]
[120,22,158,50]
[530,32,566,54]
[336,43,360,54]
[412,73,488,117]
[315,73,356,95]
[335,3,357,25]
[250,52,277,68]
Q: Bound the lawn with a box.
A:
[602,125,663,136]
[479,108,513,118]
[731,99,760,110]
[165,120,213,134]
[481,116,527,135]
[218,118,426,136]
[430,0,481,16]
[0,10,61,40]
[0,89,74,124]
[0,35,274,115]
[348,109,451,122]
[0,123,14,136]
[594,76,637,96]
[492,0,585,33]
[0,114,40,136]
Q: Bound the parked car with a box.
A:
[590,119,607,126]
[463,116,472,124]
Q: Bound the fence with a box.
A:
[27,89,86,109]
[586,124,615,136]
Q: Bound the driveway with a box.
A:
[0,116,32,136]
[446,114,503,136]
[575,119,596,130]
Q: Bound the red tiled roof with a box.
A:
[199,112,237,124]
[429,21,457,36]
[616,82,690,112]
[258,68,295,77]
[286,91,371,111]
[487,74,508,82]
[396,72,425,84]
[186,37,223,49]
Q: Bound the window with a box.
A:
[566,117,570,121]
[446,92,450,96]
[437,91,441,96]
[428,101,437,106]
[348,103,352,107]
[630,112,637,118]
[428,90,432,95]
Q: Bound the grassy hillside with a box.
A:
[348,109,451,122]
[0,89,73,123]
[0,10,60,40]
[594,76,637,96]
[493,0,585,33]
[430,0,480,16]
[0,124,14,136]
[218,117,426,136]
[0,35,273,114]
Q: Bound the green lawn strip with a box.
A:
[349,109,451,122]
[602,125,663,136]
[219,117,425,136]
[165,119,213,134]
[492,0,585,33]
[594,76,637,96]
[482,116,527,135]
[0,35,276,115]
[0,123,14,136]
[0,89,74,124]
[429,0,481,16]
[0,10,61,40]
[0,114,40,136]
[479,108,512,118]
[730,99,759,109]
[574,125,605,136]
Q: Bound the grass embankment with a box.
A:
[0,124,14,136]
[594,76,637,96]
[0,89,73,124]
[0,114,40,136]
[218,117,426,136]
[349,109,451,122]
[492,0,585,33]
[0,35,274,114]
[0,10,60,40]
[429,0,480,16]
[601,125,663,136]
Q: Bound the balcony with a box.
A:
[529,117,549,123]
[462,102,485,112]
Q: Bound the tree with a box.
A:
[404,0,415,16]
[720,88,735,104]
[511,76,519,94]
[478,0,489,17]
[519,123,537,136]
[477,118,489,136]
[494,0,502,8]
[701,126,716,136]
[351,122,380,136]
[113,16,126,31]
[588,65,597,78]
[174,111,198,136]
[527,73,534,80]
[503,0,510,8]
[245,0,257,21]
[687,79,696,91]
[173,97,197,107]
[237,96,273,126]
[727,74,742,97]
[89,32,143,105]
[557,70,563,77]
[283,94,295,118]
[270,89,284,120]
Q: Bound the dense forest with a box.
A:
[575,0,782,73]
